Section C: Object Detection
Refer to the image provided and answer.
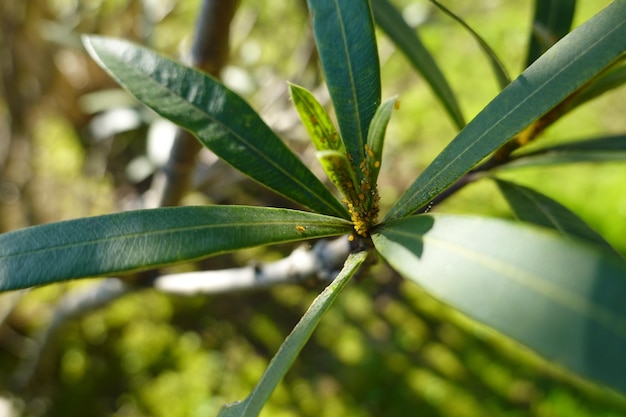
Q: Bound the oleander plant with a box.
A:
[1,0,626,416]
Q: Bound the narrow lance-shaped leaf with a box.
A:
[385,1,626,221]
[372,214,626,394]
[503,135,626,168]
[565,58,626,111]
[218,250,369,417]
[525,0,576,67]
[289,82,345,153]
[83,36,348,219]
[430,0,511,89]
[0,206,353,292]
[307,0,381,182]
[316,150,360,205]
[372,0,465,129]
[365,96,398,187]
[495,178,618,254]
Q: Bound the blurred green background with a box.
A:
[1,1,625,416]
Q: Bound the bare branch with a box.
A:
[11,0,240,387]
[148,0,239,208]
[154,237,351,295]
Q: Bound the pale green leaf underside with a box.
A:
[366,96,397,186]
[218,250,368,417]
[317,150,359,203]
[83,36,348,218]
[385,1,626,220]
[0,206,352,292]
[289,83,344,153]
[372,214,626,394]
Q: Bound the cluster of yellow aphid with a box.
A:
[288,84,395,242]
[343,145,381,240]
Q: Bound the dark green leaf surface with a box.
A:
[430,0,511,89]
[495,178,616,252]
[385,2,626,221]
[0,206,352,292]
[83,36,347,218]
[569,59,626,109]
[525,0,576,67]
[372,214,626,394]
[307,0,381,180]
[219,250,368,417]
[372,0,465,130]
[505,135,626,168]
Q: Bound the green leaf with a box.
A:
[218,250,368,417]
[372,0,465,130]
[504,135,626,168]
[82,36,348,219]
[495,178,617,253]
[0,206,353,292]
[385,1,626,221]
[366,96,397,187]
[372,214,626,394]
[289,83,345,153]
[307,0,381,181]
[525,0,576,67]
[316,150,359,204]
[568,58,626,110]
[430,0,511,89]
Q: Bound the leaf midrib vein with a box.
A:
[122,53,345,218]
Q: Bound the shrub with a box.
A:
[1,1,625,415]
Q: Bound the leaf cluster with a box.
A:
[1,0,626,414]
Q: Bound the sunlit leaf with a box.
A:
[218,250,369,417]
[289,82,345,153]
[307,0,381,182]
[83,36,348,218]
[385,2,626,220]
[0,206,353,292]
[372,0,465,129]
[372,214,626,394]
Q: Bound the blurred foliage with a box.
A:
[1,0,625,416]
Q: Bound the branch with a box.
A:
[10,0,240,388]
[11,237,351,389]
[154,237,351,295]
[147,0,238,208]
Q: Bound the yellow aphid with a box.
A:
[394,99,401,110]
[295,225,306,233]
